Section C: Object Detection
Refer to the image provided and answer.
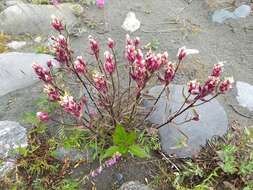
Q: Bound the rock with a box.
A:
[0,121,27,178]
[0,3,79,35]
[6,41,26,49]
[212,5,251,24]
[146,85,228,158]
[55,147,91,162]
[236,81,253,111]
[120,181,152,190]
[4,0,23,7]
[121,12,140,33]
[0,52,57,96]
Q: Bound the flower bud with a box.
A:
[219,77,234,93]
[93,73,107,93]
[51,15,64,32]
[104,51,115,74]
[164,63,175,85]
[212,62,224,77]
[188,80,201,95]
[36,112,49,122]
[47,60,53,69]
[44,85,60,101]
[89,35,99,57]
[107,38,115,49]
[74,56,87,74]
[177,46,199,61]
[96,0,105,8]
[201,76,219,97]
[32,63,52,83]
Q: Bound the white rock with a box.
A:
[121,12,141,33]
[236,81,253,111]
[0,121,27,178]
[0,52,57,96]
[6,41,26,49]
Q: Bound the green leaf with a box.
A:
[113,124,127,145]
[118,145,128,154]
[129,144,149,158]
[102,146,119,160]
[126,131,137,146]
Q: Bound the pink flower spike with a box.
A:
[47,60,53,69]
[32,63,52,83]
[219,77,234,94]
[60,95,85,118]
[107,38,115,49]
[125,34,133,46]
[96,0,105,8]
[51,15,64,32]
[212,62,224,77]
[104,51,115,74]
[74,56,87,74]
[44,85,60,101]
[177,46,199,61]
[188,79,201,95]
[36,112,49,122]
[93,73,107,93]
[88,35,99,57]
[164,63,175,85]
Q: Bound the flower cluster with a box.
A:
[36,112,49,122]
[125,35,170,91]
[60,95,86,118]
[104,51,115,74]
[74,56,87,74]
[50,35,70,64]
[93,73,107,94]
[187,62,234,98]
[32,63,52,83]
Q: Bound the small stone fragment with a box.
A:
[122,12,141,33]
[120,181,152,190]
[236,81,253,111]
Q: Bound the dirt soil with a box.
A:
[0,0,253,189]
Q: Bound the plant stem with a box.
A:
[112,48,120,98]
[144,84,167,120]
[70,62,103,118]
[156,93,220,129]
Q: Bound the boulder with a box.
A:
[0,121,27,178]
[0,3,80,35]
[0,52,56,96]
[146,85,228,157]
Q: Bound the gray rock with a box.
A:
[0,3,79,35]
[146,85,228,158]
[0,121,27,178]
[0,52,56,96]
[4,0,23,7]
[55,147,91,162]
[120,181,152,190]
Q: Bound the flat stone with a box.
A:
[146,85,228,158]
[55,147,92,162]
[0,52,56,96]
[119,181,152,190]
[0,120,27,178]
[0,3,79,35]
[236,81,253,111]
